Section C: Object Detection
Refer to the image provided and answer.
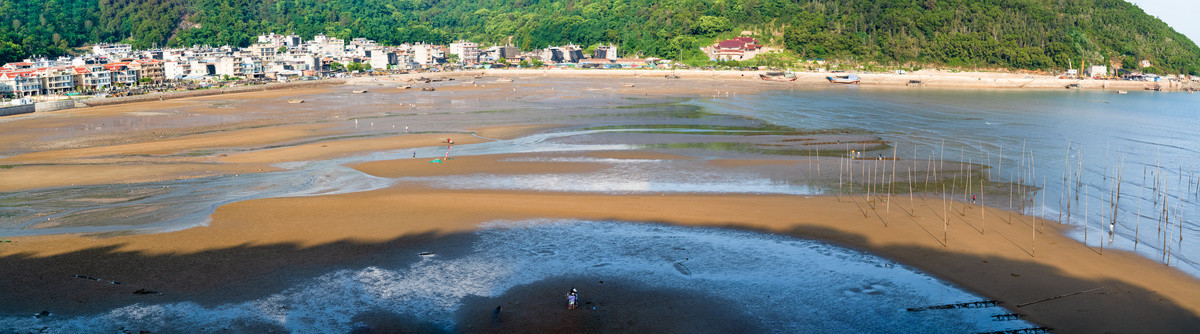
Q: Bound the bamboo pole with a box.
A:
[889,144,896,214]
[1065,139,1075,223]
[909,164,915,214]
[1136,185,1142,250]
[1112,153,1125,245]
[943,182,948,245]
[925,152,932,200]
[809,148,814,188]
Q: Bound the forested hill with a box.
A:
[1,0,1197,74]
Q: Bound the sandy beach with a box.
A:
[2,75,1198,333]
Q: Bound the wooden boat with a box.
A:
[1116,90,1128,94]
[759,71,797,81]
[622,83,636,87]
[287,99,304,104]
[906,80,924,86]
[352,90,368,94]
[421,87,436,91]
[826,74,860,84]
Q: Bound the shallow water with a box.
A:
[0,220,1031,333]
[3,83,1197,276]
[691,87,1200,274]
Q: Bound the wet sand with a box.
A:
[2,77,1199,332]
[4,154,1200,332]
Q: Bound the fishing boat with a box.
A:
[287,99,304,104]
[622,83,636,87]
[496,77,514,83]
[826,74,860,84]
[352,90,368,94]
[906,80,924,87]
[665,74,681,79]
[759,71,797,81]
[1116,90,1128,94]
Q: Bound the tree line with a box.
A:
[1,0,1196,74]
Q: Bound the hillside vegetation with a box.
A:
[1,0,1196,74]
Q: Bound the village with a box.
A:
[1,33,1194,108]
[0,33,658,104]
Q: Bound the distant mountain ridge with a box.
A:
[1,0,1196,74]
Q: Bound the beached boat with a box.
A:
[826,74,859,84]
[906,80,924,87]
[287,99,304,104]
[622,83,636,87]
[1116,90,1128,94]
[352,90,368,94]
[665,74,681,79]
[496,77,513,83]
[399,85,412,89]
[421,87,436,91]
[759,71,797,81]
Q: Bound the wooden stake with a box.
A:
[1136,185,1142,250]
[889,144,896,214]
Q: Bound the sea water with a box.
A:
[1,220,1030,333]
[691,87,1200,274]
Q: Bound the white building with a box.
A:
[594,45,619,60]
[412,43,445,65]
[0,71,42,97]
[1087,65,1108,78]
[369,50,397,70]
[258,33,301,47]
[448,41,480,64]
[92,43,132,56]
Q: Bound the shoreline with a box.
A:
[5,67,1190,122]
[466,68,1197,91]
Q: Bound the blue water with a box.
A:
[0,220,1030,333]
[693,87,1200,273]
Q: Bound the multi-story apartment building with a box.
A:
[92,43,133,56]
[72,65,112,90]
[0,70,42,97]
[36,67,75,94]
[104,63,139,85]
[594,45,619,60]
[129,59,164,83]
[368,50,397,70]
[449,41,480,64]
[412,43,445,66]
